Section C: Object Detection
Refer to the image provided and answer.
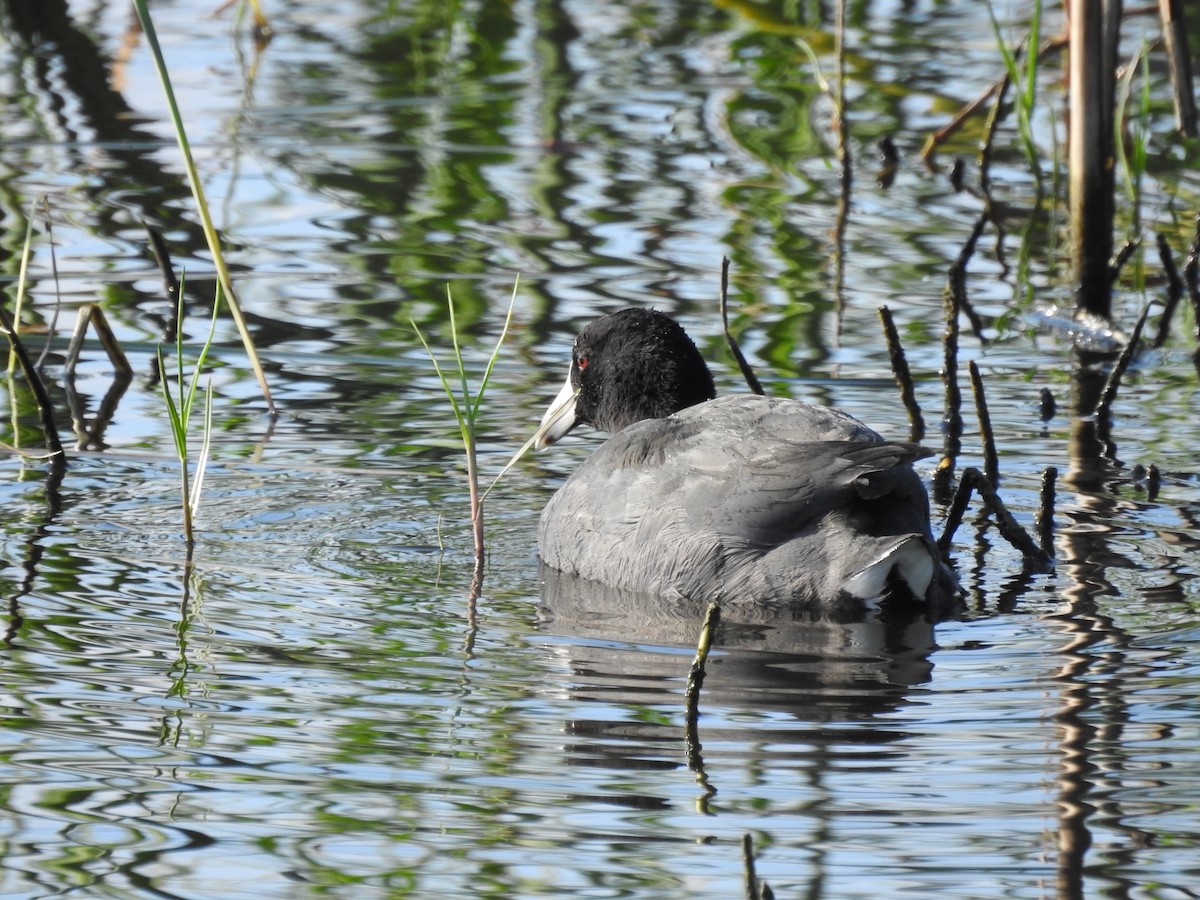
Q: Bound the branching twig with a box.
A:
[938,467,1053,570]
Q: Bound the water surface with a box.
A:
[2,1,1200,897]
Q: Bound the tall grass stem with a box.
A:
[132,0,276,416]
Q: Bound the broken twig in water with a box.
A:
[684,601,720,752]
[1095,300,1152,448]
[1109,236,1142,284]
[0,303,64,464]
[743,832,773,900]
[719,257,764,396]
[145,223,182,338]
[968,360,1000,487]
[877,305,925,443]
[1036,466,1057,558]
[1152,233,1185,348]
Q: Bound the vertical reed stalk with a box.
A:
[1068,0,1121,317]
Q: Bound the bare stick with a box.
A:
[684,601,721,756]
[685,601,720,717]
[743,833,769,900]
[0,304,65,462]
[877,306,925,443]
[684,600,720,813]
[1095,300,1152,427]
[145,223,182,339]
[977,59,1012,200]
[719,257,764,395]
[1109,236,1142,284]
[1152,234,1185,348]
[1036,466,1057,558]
[968,360,1000,486]
[939,468,1053,570]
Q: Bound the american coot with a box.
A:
[533,308,958,616]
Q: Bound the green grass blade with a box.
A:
[411,317,470,447]
[157,344,188,462]
[444,286,474,427]
[131,0,275,415]
[986,1,1041,179]
[184,285,223,425]
[472,275,520,422]
[190,376,215,518]
[1021,0,1040,112]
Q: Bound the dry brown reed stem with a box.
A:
[1037,466,1058,558]
[967,360,1000,487]
[719,257,763,396]
[977,58,1012,201]
[0,304,65,463]
[685,601,720,713]
[938,467,1054,570]
[742,834,760,900]
[1159,0,1198,136]
[467,447,485,604]
[877,305,925,443]
[1152,233,1185,348]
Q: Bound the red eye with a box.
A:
[577,356,589,370]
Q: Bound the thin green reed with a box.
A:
[131,0,276,416]
[159,280,221,550]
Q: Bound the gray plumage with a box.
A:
[534,310,958,616]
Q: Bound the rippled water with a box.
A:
[3,0,1200,897]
